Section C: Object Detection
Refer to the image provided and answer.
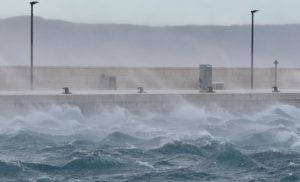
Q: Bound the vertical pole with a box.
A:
[30,4,34,90]
[272,60,279,92]
[275,63,277,87]
[30,1,38,90]
[251,12,254,89]
[274,60,278,87]
[250,10,258,89]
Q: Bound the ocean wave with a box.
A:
[200,143,258,171]
[0,161,22,177]
[0,103,299,181]
[23,152,125,173]
[100,131,163,149]
[127,168,219,182]
[150,141,205,156]
[62,154,124,172]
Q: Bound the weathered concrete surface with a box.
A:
[0,90,299,115]
[0,66,300,90]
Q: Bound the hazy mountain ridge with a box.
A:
[0,16,299,67]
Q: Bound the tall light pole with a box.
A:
[30,1,39,90]
[251,10,258,89]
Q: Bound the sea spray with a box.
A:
[0,103,299,181]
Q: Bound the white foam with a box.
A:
[0,102,299,151]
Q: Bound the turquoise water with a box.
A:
[0,104,300,181]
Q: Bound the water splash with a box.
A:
[0,103,300,181]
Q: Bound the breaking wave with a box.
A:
[0,103,300,181]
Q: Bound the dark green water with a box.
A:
[0,104,299,181]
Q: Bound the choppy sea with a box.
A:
[0,103,300,181]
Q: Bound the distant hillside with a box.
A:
[0,16,299,67]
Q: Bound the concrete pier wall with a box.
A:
[0,66,299,90]
[0,91,299,115]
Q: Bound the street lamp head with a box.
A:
[30,1,39,5]
[251,10,259,14]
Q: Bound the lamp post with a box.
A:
[251,10,258,89]
[30,1,39,90]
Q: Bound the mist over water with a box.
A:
[1,103,300,181]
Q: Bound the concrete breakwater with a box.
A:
[1,66,300,114]
[0,90,299,115]
[1,66,300,90]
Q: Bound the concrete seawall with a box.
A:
[1,66,299,115]
[1,66,300,90]
[0,90,299,115]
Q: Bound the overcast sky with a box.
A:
[0,0,299,25]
